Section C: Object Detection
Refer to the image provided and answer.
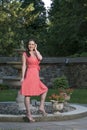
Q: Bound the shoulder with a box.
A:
[23,52,27,57]
[22,52,28,60]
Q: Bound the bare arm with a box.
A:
[35,44,42,60]
[21,53,27,81]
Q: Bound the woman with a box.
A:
[20,39,48,122]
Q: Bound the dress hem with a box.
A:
[20,89,48,97]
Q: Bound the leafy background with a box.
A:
[0,0,87,57]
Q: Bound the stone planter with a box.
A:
[51,100,64,111]
[65,95,70,101]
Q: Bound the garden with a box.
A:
[0,0,87,114]
[0,75,87,104]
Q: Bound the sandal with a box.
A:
[39,109,48,117]
[26,115,35,122]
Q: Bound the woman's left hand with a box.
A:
[35,44,37,51]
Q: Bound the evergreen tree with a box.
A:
[47,0,87,56]
[21,0,48,56]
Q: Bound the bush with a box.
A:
[52,75,69,90]
[69,53,80,57]
[69,52,87,57]
[0,84,9,90]
[80,52,87,57]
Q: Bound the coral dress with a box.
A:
[20,52,48,96]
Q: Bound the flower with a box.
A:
[65,88,74,95]
[49,93,65,103]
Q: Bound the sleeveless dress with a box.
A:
[20,52,48,96]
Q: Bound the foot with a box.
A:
[26,114,35,122]
[39,109,48,117]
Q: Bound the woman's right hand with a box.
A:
[20,78,24,83]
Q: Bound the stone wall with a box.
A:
[40,64,87,88]
[0,57,87,88]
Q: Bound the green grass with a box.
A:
[0,88,87,104]
[70,89,87,104]
[0,89,18,102]
[47,88,87,104]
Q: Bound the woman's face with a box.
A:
[28,40,36,51]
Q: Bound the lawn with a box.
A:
[0,88,87,104]
[47,88,87,104]
[0,89,18,102]
[70,89,87,104]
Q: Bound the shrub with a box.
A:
[0,84,9,90]
[52,75,69,90]
[80,52,87,57]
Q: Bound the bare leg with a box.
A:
[24,96,31,116]
[39,91,48,113]
[24,96,35,122]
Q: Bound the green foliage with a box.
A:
[0,89,17,102]
[0,1,35,55]
[70,88,87,104]
[69,53,80,58]
[0,88,87,104]
[21,0,47,56]
[52,75,69,90]
[1,0,87,57]
[21,0,46,29]
[70,52,87,57]
[0,0,46,56]
[0,84,9,90]
[80,52,87,57]
[47,0,87,56]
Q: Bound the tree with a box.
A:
[47,0,87,56]
[0,0,38,56]
[21,0,48,56]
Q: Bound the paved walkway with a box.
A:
[0,116,87,130]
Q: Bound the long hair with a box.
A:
[25,39,36,57]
